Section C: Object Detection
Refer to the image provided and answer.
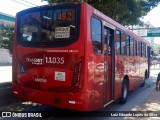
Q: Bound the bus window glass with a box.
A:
[116,30,120,55]
[108,31,112,55]
[142,43,146,57]
[126,35,130,55]
[104,28,112,54]
[91,17,102,54]
[140,42,142,57]
[135,40,137,56]
[145,44,147,57]
[121,32,126,55]
[146,44,147,57]
[104,28,108,54]
[142,43,144,57]
[19,9,76,43]
[138,41,140,56]
[130,37,134,56]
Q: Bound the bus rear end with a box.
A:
[12,3,88,111]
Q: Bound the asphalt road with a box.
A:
[0,66,159,120]
[0,78,156,120]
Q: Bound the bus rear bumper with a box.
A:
[12,83,88,111]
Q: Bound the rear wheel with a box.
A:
[120,79,128,104]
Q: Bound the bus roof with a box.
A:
[84,3,150,46]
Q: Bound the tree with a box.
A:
[46,0,160,26]
[0,24,14,55]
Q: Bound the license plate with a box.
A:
[55,72,65,81]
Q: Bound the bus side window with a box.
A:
[145,44,147,57]
[108,31,112,55]
[104,28,111,55]
[130,37,134,56]
[135,40,137,56]
[143,43,146,57]
[104,28,108,54]
[137,41,140,56]
[126,35,130,56]
[140,42,142,57]
[116,30,121,55]
[91,17,102,54]
[121,32,127,56]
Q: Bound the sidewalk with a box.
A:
[0,65,12,83]
[125,66,160,120]
[125,94,160,120]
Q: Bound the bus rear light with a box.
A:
[69,101,75,104]
[13,91,18,95]
[72,62,82,88]
[69,100,82,105]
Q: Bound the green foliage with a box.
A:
[0,24,14,55]
[0,82,12,88]
[46,0,160,26]
[47,0,87,3]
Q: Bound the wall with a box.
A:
[0,48,12,65]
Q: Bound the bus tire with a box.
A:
[120,79,128,104]
[141,71,147,87]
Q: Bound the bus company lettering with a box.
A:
[26,58,43,65]
[26,57,64,65]
[35,77,47,83]
[45,57,64,64]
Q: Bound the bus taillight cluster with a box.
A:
[72,62,82,88]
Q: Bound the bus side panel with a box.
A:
[135,56,141,89]
[85,5,105,111]
[80,3,92,111]
[93,56,105,109]
[128,56,137,90]
[83,4,95,111]
[114,56,136,99]
[140,57,144,82]
[114,56,123,99]
[140,57,148,83]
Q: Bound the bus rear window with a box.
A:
[17,8,79,46]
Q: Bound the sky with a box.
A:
[0,0,160,43]
[143,4,160,27]
[143,4,160,44]
[0,0,48,16]
[1,0,159,24]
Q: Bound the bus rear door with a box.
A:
[103,24,115,106]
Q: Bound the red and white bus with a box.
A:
[12,2,151,111]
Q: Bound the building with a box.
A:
[0,12,15,26]
[131,22,155,51]
[0,12,15,65]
